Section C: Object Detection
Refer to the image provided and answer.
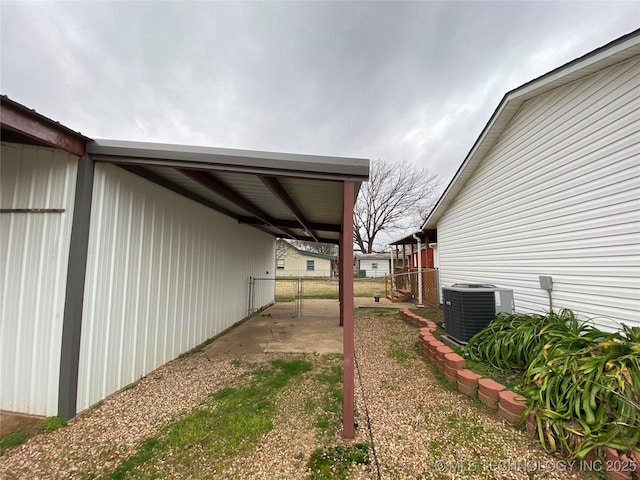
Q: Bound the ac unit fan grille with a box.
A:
[443,289,497,344]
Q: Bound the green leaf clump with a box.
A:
[463,310,639,459]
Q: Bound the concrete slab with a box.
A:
[205,314,343,359]
[204,297,410,360]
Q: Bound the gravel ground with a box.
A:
[0,309,594,479]
[353,310,592,480]
[0,354,251,479]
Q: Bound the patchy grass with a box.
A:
[98,358,313,479]
[386,346,411,365]
[306,443,370,480]
[445,412,488,444]
[40,416,67,432]
[311,358,344,441]
[0,432,28,456]
[0,413,43,456]
[120,381,140,393]
[379,379,401,392]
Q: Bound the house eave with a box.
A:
[421,28,640,231]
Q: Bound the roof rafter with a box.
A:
[237,216,341,232]
[260,175,319,242]
[177,168,298,240]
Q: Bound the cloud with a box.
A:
[1,1,638,188]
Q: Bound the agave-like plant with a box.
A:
[464,309,598,372]
[464,312,547,371]
[463,311,639,458]
[522,324,639,458]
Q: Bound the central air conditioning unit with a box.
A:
[442,284,514,344]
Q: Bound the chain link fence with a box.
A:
[249,275,397,317]
[249,277,340,317]
[385,269,439,305]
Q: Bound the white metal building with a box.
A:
[422,31,640,332]
[355,253,392,278]
[0,97,368,419]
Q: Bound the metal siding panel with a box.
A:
[438,57,640,332]
[0,143,78,415]
[77,164,275,411]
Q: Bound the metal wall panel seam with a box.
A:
[0,144,78,414]
[76,164,276,411]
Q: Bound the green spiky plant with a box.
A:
[463,311,639,459]
[521,324,639,458]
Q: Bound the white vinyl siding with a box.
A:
[77,164,275,412]
[358,258,390,278]
[0,143,78,415]
[437,56,640,331]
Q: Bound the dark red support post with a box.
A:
[341,180,355,439]
[339,224,344,326]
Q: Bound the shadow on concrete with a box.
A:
[204,296,408,360]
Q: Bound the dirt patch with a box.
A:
[0,411,43,439]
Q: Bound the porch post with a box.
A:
[339,225,344,326]
[341,180,355,439]
[402,244,407,270]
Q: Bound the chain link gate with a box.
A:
[249,277,339,317]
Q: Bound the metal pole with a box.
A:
[248,276,253,316]
[341,180,355,439]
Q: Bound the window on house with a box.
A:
[277,259,285,270]
[306,260,315,271]
[371,263,378,269]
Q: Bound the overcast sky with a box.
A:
[1,1,638,187]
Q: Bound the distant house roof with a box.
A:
[388,229,437,246]
[278,239,337,261]
[355,252,391,260]
[422,28,640,230]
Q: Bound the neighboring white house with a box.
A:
[0,96,368,418]
[355,252,392,278]
[422,30,640,332]
[276,240,336,277]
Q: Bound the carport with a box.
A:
[79,140,369,438]
[1,95,368,439]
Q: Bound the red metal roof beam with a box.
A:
[178,168,298,240]
[1,96,87,157]
[260,175,319,242]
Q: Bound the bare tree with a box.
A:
[354,159,439,253]
[288,239,338,256]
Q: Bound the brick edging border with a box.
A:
[399,307,639,480]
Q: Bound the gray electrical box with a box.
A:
[539,276,553,291]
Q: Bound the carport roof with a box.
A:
[87,139,369,244]
[1,95,369,244]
